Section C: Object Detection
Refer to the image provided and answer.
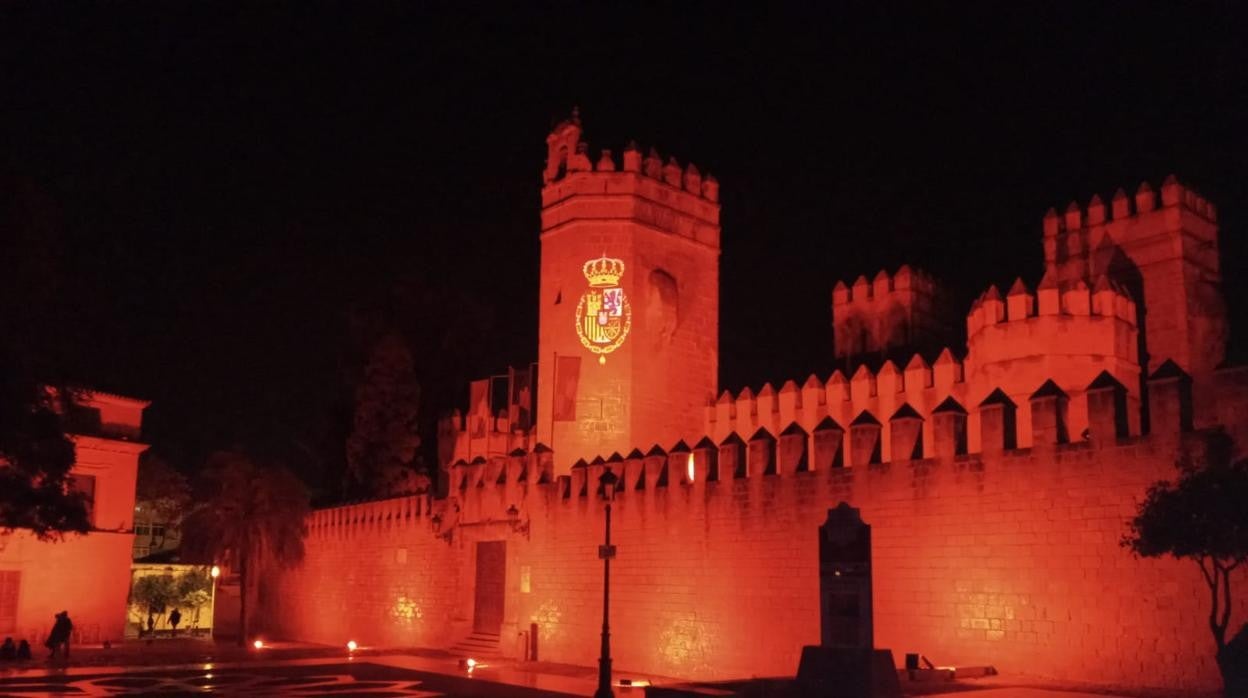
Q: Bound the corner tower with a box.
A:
[536,111,721,473]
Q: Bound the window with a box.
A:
[151,525,165,539]
[69,474,97,528]
[0,571,19,634]
[135,525,150,537]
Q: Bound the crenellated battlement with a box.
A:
[540,109,721,247]
[831,265,955,362]
[305,494,440,540]
[543,110,718,202]
[965,274,1137,339]
[832,265,940,306]
[432,361,1196,531]
[438,404,538,479]
[1042,175,1217,243]
[704,349,967,464]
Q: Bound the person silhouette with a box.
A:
[16,640,31,661]
[44,611,73,660]
[168,608,181,637]
[0,637,14,660]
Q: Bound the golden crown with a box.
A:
[582,255,625,287]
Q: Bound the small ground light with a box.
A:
[253,639,264,649]
[347,640,358,651]
[465,658,477,669]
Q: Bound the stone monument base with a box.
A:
[796,646,902,698]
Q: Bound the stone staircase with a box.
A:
[449,630,502,659]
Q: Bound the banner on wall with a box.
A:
[509,365,534,430]
[469,379,489,437]
[552,355,581,422]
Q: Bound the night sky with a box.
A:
[3,3,1246,494]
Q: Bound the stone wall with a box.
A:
[264,427,1245,692]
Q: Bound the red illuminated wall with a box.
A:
[267,384,1245,692]
[263,497,459,650]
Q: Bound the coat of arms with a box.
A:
[576,254,632,363]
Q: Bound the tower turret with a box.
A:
[537,110,721,473]
[1041,176,1226,426]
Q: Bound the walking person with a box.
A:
[168,608,182,638]
[44,611,73,660]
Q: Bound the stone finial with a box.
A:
[596,149,616,172]
[873,269,892,297]
[643,147,663,179]
[893,264,913,290]
[905,353,932,389]
[1064,200,1082,231]
[1161,174,1183,206]
[702,174,719,202]
[933,348,962,387]
[1043,207,1060,237]
[1006,278,1033,320]
[663,156,683,187]
[1111,187,1130,219]
[832,280,851,306]
[1135,181,1155,213]
[682,163,701,194]
[568,141,592,172]
[1037,269,1060,315]
[1062,279,1090,316]
[622,140,641,172]
[1087,193,1106,225]
[852,274,871,300]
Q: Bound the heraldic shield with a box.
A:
[576,254,632,356]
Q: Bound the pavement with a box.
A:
[0,640,1203,697]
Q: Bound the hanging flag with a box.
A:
[510,365,533,430]
[469,379,489,437]
[552,355,581,422]
[490,374,509,419]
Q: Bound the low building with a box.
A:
[0,391,148,646]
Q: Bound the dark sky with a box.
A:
[4,3,1246,491]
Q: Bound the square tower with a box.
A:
[535,112,721,473]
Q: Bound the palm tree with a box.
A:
[181,451,309,646]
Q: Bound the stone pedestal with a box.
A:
[796,646,902,698]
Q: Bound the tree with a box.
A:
[175,567,214,629]
[180,451,309,646]
[136,453,191,523]
[1123,433,1248,696]
[345,333,424,498]
[131,573,177,630]
[0,386,91,539]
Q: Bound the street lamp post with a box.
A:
[209,565,220,639]
[595,467,619,698]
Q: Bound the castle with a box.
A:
[265,112,1246,692]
